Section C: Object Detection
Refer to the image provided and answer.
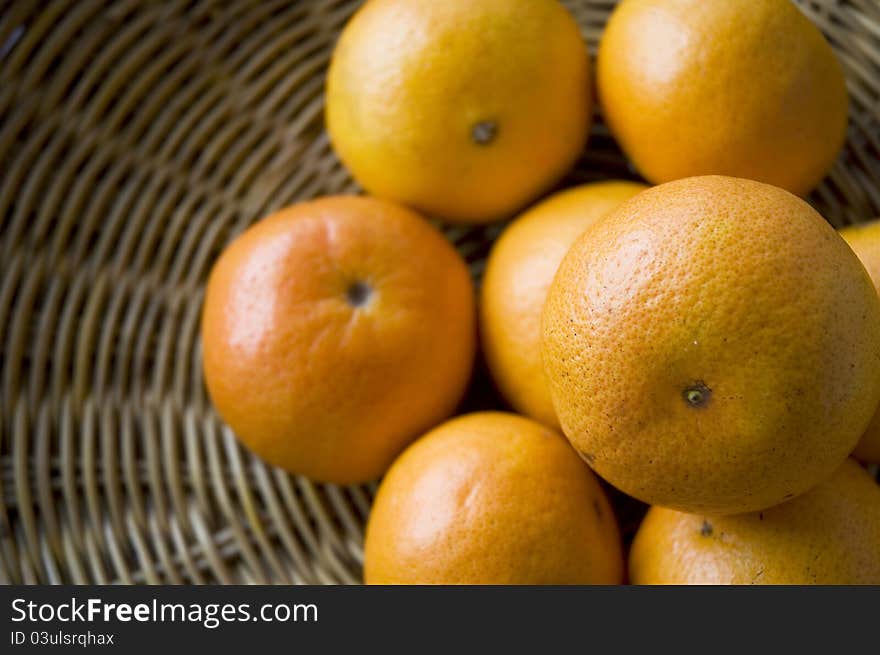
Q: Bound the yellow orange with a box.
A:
[597,0,848,195]
[364,412,623,584]
[201,196,475,484]
[840,218,880,463]
[630,459,880,585]
[326,0,591,223]
[542,176,880,515]
[481,181,646,428]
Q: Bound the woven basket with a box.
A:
[1,0,878,585]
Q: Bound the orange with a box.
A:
[201,196,475,484]
[481,181,647,429]
[326,0,591,224]
[840,218,880,463]
[542,176,880,515]
[364,412,623,585]
[597,0,848,196]
[630,459,880,585]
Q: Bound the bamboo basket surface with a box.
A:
[1,0,879,585]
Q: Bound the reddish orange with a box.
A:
[201,196,475,484]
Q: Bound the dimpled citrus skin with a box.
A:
[542,176,880,515]
[326,0,590,224]
[840,219,880,463]
[597,0,848,196]
[630,459,880,585]
[201,196,475,484]
[481,181,646,429]
[364,412,623,585]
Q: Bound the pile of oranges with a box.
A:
[200,0,880,584]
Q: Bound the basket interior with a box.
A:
[1,0,879,584]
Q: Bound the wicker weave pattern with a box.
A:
[1,0,878,584]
